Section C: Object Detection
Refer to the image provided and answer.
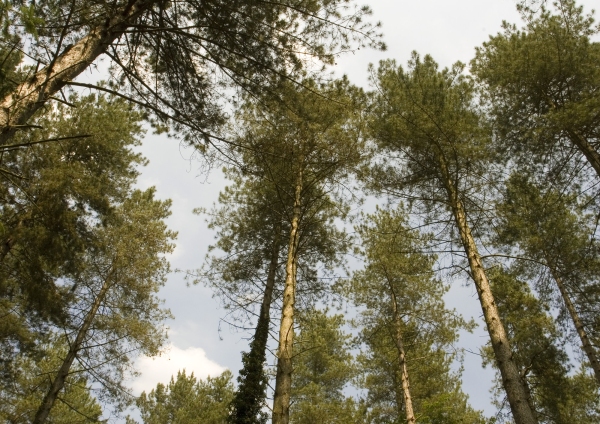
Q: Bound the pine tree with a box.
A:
[351,208,486,424]
[194,78,362,420]
[494,174,600,385]
[0,338,102,423]
[290,309,363,424]
[131,370,235,424]
[471,0,600,180]
[0,94,146,377]
[32,188,175,423]
[198,175,286,424]
[0,0,382,145]
[483,268,600,423]
[226,79,365,424]
[368,53,537,424]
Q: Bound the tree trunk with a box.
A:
[545,259,600,385]
[230,224,281,424]
[33,276,112,424]
[567,129,600,181]
[388,281,416,424]
[272,173,302,424]
[0,0,156,145]
[438,157,537,424]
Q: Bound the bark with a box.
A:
[33,276,112,424]
[230,224,281,424]
[545,260,600,385]
[272,172,302,424]
[388,280,416,424]
[0,0,157,145]
[437,156,538,424]
[567,129,600,182]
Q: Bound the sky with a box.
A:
[121,0,597,419]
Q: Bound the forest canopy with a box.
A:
[1,1,599,424]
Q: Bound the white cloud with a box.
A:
[129,344,227,395]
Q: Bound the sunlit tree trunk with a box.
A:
[0,0,155,145]
[438,155,537,424]
[388,280,415,424]
[33,274,112,424]
[272,171,303,424]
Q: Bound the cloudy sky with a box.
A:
[125,0,597,417]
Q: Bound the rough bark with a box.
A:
[0,0,156,145]
[438,156,537,424]
[229,224,281,424]
[388,281,416,424]
[545,260,600,385]
[32,276,112,424]
[272,173,302,424]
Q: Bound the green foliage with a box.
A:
[495,174,600,357]
[0,338,102,423]
[0,44,23,98]
[351,208,486,424]
[290,309,363,424]
[195,175,288,326]
[0,92,174,421]
[0,93,146,374]
[18,4,44,37]
[201,176,280,424]
[196,78,366,321]
[1,0,383,145]
[228,78,366,302]
[484,268,600,423]
[227,318,270,424]
[367,52,493,224]
[197,79,366,423]
[471,0,600,178]
[53,186,175,411]
[131,370,235,424]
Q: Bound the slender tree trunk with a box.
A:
[438,157,537,424]
[33,276,112,424]
[388,282,416,424]
[0,0,156,145]
[272,172,303,424]
[545,259,600,385]
[230,224,281,424]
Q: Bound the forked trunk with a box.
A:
[0,0,156,145]
[33,276,112,424]
[272,173,303,424]
[388,281,416,424]
[438,157,537,424]
[545,260,600,385]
